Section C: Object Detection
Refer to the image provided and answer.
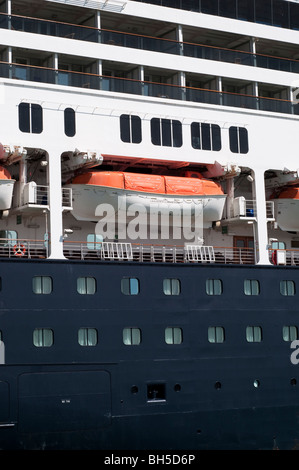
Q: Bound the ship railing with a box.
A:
[19,184,72,208]
[3,13,299,75]
[62,241,255,264]
[229,199,274,219]
[0,238,48,258]
[269,249,299,266]
[0,60,297,116]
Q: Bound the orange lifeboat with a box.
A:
[66,171,226,226]
[0,165,15,211]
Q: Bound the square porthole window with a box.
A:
[32,276,52,294]
[163,278,181,295]
[78,328,98,346]
[123,327,141,345]
[283,326,298,342]
[208,326,225,343]
[77,277,96,295]
[206,279,222,295]
[165,327,182,344]
[33,328,53,347]
[121,277,139,295]
[244,279,260,295]
[246,326,262,342]
[280,280,295,296]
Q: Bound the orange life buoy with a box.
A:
[13,244,26,257]
[272,250,277,265]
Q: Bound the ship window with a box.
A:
[191,122,221,151]
[147,383,166,401]
[77,277,96,295]
[33,328,53,347]
[165,327,182,344]
[32,276,52,294]
[201,0,218,15]
[237,0,254,21]
[87,234,103,250]
[0,230,17,245]
[121,277,139,295]
[272,241,285,249]
[229,126,248,154]
[78,328,98,346]
[255,0,272,25]
[120,114,142,143]
[244,279,260,295]
[163,278,181,295]
[206,279,222,295]
[64,107,76,137]
[246,326,262,342]
[280,280,295,296]
[219,0,237,19]
[19,103,43,134]
[123,327,141,345]
[208,326,225,343]
[283,326,298,342]
[151,118,182,147]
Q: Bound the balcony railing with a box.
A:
[1,13,299,75]
[1,61,298,116]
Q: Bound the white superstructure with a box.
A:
[0,0,299,266]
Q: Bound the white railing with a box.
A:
[0,238,48,258]
[21,184,72,208]
[230,198,274,219]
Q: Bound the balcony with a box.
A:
[1,61,298,116]
[2,13,299,75]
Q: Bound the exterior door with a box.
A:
[233,236,254,264]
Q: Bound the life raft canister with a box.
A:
[13,244,26,257]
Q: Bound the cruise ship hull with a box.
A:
[0,258,298,450]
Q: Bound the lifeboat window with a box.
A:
[121,277,139,295]
[208,326,225,343]
[64,107,76,137]
[120,114,142,143]
[150,118,182,147]
[163,278,181,295]
[19,103,43,134]
[246,326,262,342]
[282,326,298,342]
[165,327,182,345]
[280,280,295,296]
[32,276,52,294]
[244,279,260,296]
[78,328,98,346]
[229,126,248,154]
[206,279,222,295]
[123,327,141,345]
[77,277,96,295]
[33,328,53,347]
[191,122,221,151]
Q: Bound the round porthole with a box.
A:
[253,379,260,388]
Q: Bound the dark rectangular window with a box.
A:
[120,114,142,143]
[151,118,161,145]
[19,103,43,134]
[219,0,237,19]
[229,126,248,153]
[237,0,254,21]
[162,118,172,147]
[151,118,182,147]
[255,0,272,25]
[273,0,289,28]
[31,104,43,134]
[18,102,30,133]
[290,3,299,30]
[191,122,221,151]
[201,0,219,15]
[64,107,76,137]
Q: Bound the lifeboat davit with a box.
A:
[0,166,15,210]
[273,186,299,231]
[65,171,226,227]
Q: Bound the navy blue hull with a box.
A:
[0,258,299,450]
